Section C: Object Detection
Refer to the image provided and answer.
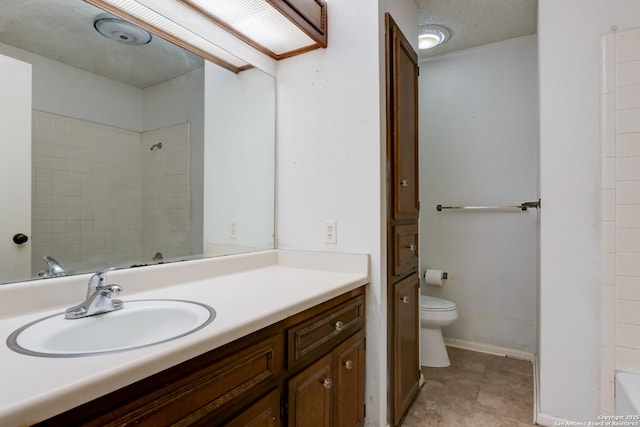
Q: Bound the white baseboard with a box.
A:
[444,337,536,362]
[535,412,573,426]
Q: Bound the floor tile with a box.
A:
[401,347,535,426]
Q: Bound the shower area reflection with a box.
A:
[31,113,192,274]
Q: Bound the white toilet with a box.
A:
[420,294,458,367]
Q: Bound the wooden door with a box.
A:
[334,331,365,427]
[392,274,420,425]
[388,18,419,221]
[288,352,333,427]
[0,53,32,282]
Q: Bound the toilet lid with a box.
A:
[420,295,456,311]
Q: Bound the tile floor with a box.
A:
[401,346,535,427]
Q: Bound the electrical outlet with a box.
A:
[230,220,238,239]
[324,220,337,244]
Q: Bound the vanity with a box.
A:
[0,250,368,426]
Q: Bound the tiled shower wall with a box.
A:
[601,27,640,414]
[32,111,190,275]
[141,123,191,262]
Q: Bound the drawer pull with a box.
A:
[335,321,344,331]
[344,360,353,370]
[400,179,410,187]
[401,296,410,304]
[323,378,333,389]
[405,244,417,251]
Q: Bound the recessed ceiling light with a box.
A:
[418,25,450,50]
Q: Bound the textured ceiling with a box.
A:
[0,0,203,88]
[416,0,538,58]
[0,0,538,83]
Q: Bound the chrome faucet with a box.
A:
[65,269,124,319]
[38,256,67,278]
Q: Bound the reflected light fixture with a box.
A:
[85,0,252,73]
[94,13,152,45]
[178,0,328,59]
[418,25,450,50]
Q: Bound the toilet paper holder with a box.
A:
[425,270,448,280]
[424,269,448,286]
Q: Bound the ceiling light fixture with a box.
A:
[86,0,251,73]
[178,0,328,59]
[94,13,152,45]
[418,25,450,50]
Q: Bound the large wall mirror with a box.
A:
[0,0,275,285]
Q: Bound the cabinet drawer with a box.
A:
[171,334,283,426]
[288,295,364,367]
[392,224,418,277]
[68,334,283,427]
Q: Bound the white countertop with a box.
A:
[0,249,369,426]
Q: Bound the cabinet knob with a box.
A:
[344,360,353,370]
[334,321,344,331]
[400,179,410,187]
[323,378,333,389]
[401,296,410,304]
[405,244,417,251]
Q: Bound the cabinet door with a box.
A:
[288,353,333,427]
[224,389,280,427]
[388,16,419,221]
[392,224,419,278]
[334,331,365,427]
[392,273,420,425]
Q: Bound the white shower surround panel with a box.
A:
[31,112,191,274]
[31,111,143,273]
[601,26,640,414]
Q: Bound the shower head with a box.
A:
[150,142,163,151]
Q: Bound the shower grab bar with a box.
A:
[436,199,541,212]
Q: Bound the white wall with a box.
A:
[203,65,275,254]
[419,35,539,355]
[0,42,142,131]
[538,0,640,423]
[276,0,416,425]
[142,67,205,255]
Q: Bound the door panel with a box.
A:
[391,24,419,221]
[335,331,365,427]
[288,353,333,427]
[393,273,420,425]
[0,54,31,282]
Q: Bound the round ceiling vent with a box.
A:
[94,13,152,45]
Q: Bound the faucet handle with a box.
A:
[102,284,122,296]
[87,268,115,296]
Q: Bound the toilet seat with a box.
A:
[420,295,456,312]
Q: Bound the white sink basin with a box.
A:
[7,299,215,357]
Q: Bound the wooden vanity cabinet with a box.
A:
[36,286,365,427]
[287,330,365,427]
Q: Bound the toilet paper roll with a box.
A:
[424,269,445,287]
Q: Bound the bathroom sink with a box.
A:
[6,299,215,357]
